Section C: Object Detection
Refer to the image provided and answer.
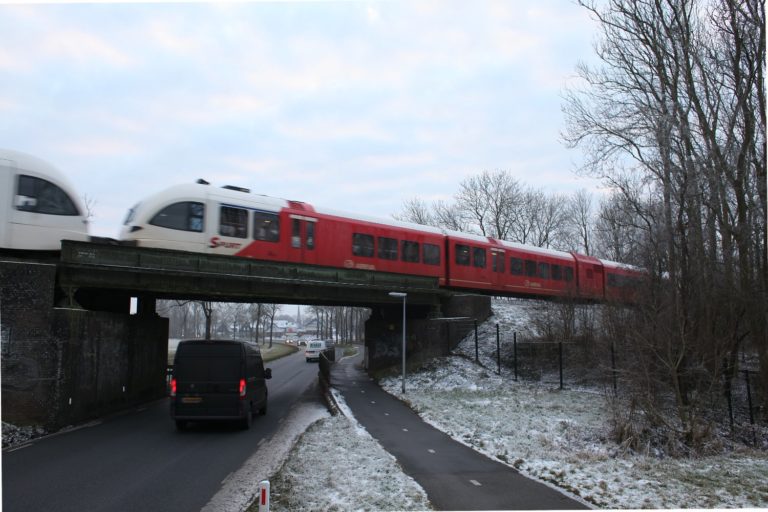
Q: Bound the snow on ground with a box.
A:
[263,389,431,512]
[252,298,767,510]
[381,355,768,509]
[379,298,768,510]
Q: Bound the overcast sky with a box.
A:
[1,0,602,238]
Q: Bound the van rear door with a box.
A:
[174,343,243,418]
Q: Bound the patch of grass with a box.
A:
[261,343,299,362]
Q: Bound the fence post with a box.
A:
[744,370,757,446]
[474,320,479,363]
[559,340,564,390]
[724,360,734,430]
[611,340,617,393]
[496,323,501,375]
[258,480,270,512]
[513,331,518,382]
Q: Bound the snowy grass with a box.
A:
[381,355,768,508]
[378,298,768,509]
[264,391,431,512]
[261,298,767,510]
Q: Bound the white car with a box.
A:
[304,340,327,362]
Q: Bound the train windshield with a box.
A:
[16,175,80,216]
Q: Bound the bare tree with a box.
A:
[567,189,594,255]
[394,197,434,225]
[563,0,766,443]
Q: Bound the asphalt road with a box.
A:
[2,350,320,512]
[333,351,589,511]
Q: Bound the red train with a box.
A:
[119,180,642,302]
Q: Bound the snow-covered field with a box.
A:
[266,299,768,510]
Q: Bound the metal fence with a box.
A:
[466,323,765,436]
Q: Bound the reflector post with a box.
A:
[258,480,270,512]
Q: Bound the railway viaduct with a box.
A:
[1,240,490,430]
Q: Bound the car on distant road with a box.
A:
[305,340,327,362]
[170,339,272,430]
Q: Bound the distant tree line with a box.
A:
[158,301,368,347]
[399,0,766,451]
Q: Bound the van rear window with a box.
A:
[175,344,242,381]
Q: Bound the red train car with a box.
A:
[119,181,643,302]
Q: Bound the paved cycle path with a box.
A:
[332,352,589,511]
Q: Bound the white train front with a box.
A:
[0,149,89,251]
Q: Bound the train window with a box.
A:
[401,241,419,263]
[492,252,505,272]
[352,233,374,257]
[510,257,523,275]
[525,259,536,277]
[455,244,470,266]
[564,267,574,282]
[219,206,248,238]
[538,262,550,279]
[149,201,204,232]
[473,248,486,268]
[306,222,315,250]
[552,264,562,280]
[253,211,280,242]
[607,273,617,287]
[378,237,398,260]
[423,243,441,265]
[16,175,80,216]
[291,219,301,248]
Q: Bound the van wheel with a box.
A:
[258,399,268,416]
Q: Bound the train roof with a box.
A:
[1,149,72,182]
[314,205,445,236]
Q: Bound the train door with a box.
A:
[209,201,250,256]
[288,215,318,266]
[490,248,506,288]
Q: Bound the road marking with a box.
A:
[428,449,436,454]
[6,443,33,452]
[402,428,409,432]
[360,390,365,394]
[470,479,482,487]
[257,438,266,447]
[370,401,376,404]
[221,472,233,485]
[384,412,390,416]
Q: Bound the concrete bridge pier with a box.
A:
[364,294,491,374]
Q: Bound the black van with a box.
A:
[170,340,272,430]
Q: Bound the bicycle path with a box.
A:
[331,350,589,511]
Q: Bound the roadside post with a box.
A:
[257,480,270,512]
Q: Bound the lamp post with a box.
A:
[388,292,407,394]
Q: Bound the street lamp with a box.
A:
[388,292,407,394]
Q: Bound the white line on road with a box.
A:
[470,480,482,487]
[6,443,33,453]
[402,428,409,432]
[428,449,436,454]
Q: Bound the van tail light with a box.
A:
[239,379,247,398]
[170,378,177,397]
